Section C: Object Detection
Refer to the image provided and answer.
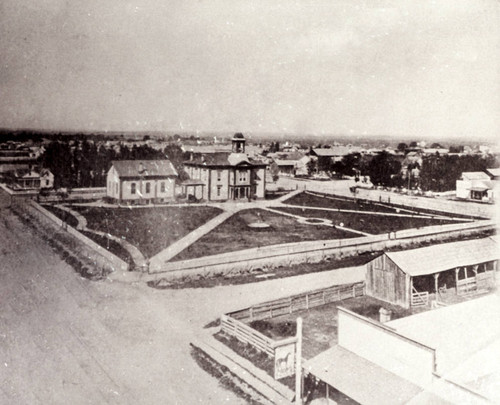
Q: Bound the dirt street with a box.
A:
[0,206,364,404]
[0,208,245,405]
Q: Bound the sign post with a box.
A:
[295,317,302,405]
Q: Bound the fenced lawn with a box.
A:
[284,191,476,219]
[247,295,415,360]
[173,208,359,260]
[275,206,460,234]
[71,205,223,258]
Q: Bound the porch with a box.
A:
[410,262,498,307]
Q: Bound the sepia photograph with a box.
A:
[1,0,499,404]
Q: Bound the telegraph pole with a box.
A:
[295,317,303,405]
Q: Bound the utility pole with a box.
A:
[295,317,303,405]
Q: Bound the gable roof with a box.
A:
[185,152,266,167]
[461,172,490,181]
[111,160,178,178]
[384,237,499,277]
[486,168,500,178]
[311,146,361,157]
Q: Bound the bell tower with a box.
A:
[231,132,246,153]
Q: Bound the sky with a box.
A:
[0,0,499,140]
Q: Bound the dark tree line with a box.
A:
[41,141,189,189]
[419,154,498,192]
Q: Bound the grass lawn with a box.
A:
[43,205,80,228]
[275,206,460,234]
[72,205,222,258]
[284,191,478,219]
[172,208,358,261]
[284,191,401,214]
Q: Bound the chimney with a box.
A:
[379,308,392,323]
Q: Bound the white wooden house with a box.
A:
[106,160,178,204]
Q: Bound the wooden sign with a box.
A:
[274,342,295,379]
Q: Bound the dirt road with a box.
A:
[0,207,364,404]
[0,208,245,405]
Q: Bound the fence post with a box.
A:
[290,297,293,314]
[306,294,309,309]
[352,284,355,297]
[250,307,253,321]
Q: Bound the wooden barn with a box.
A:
[365,237,499,308]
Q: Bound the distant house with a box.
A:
[365,237,499,308]
[456,171,493,202]
[12,168,54,190]
[485,167,500,180]
[106,160,178,204]
[183,134,267,201]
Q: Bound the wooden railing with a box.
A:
[411,287,429,306]
[220,314,275,356]
[457,277,477,295]
[229,282,365,322]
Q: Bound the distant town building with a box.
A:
[12,168,54,190]
[183,133,267,201]
[456,171,494,202]
[106,160,178,204]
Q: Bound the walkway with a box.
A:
[56,204,148,270]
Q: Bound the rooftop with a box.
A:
[384,237,498,277]
[111,160,178,178]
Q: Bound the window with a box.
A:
[131,183,136,194]
[146,182,151,193]
[45,179,50,186]
[160,182,165,193]
[115,183,118,193]
[239,171,247,182]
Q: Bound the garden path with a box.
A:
[55,204,148,271]
[148,190,304,270]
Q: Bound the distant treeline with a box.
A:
[42,141,189,189]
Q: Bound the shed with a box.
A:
[365,237,499,308]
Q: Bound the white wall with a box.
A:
[338,308,435,387]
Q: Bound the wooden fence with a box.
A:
[221,282,365,356]
[220,314,276,356]
[229,281,365,322]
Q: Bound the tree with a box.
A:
[367,151,402,187]
[397,143,408,152]
[306,159,316,176]
[409,141,418,148]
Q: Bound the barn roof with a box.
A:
[385,237,499,277]
[111,160,178,178]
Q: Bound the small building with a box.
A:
[365,237,499,308]
[305,294,500,404]
[456,171,493,202]
[11,168,54,190]
[106,160,178,204]
[183,133,267,201]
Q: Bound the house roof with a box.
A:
[274,159,297,167]
[384,237,499,277]
[185,152,266,167]
[311,146,360,157]
[461,172,490,181]
[486,168,500,178]
[111,160,178,178]
[304,345,422,405]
